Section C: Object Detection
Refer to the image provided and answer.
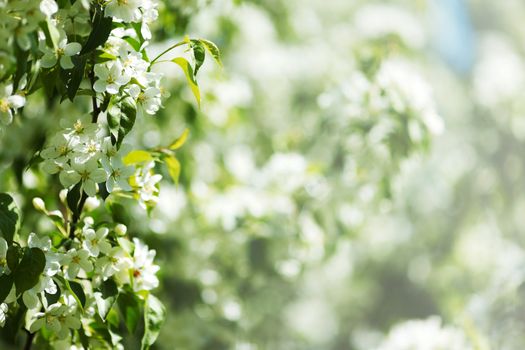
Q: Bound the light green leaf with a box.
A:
[171,57,200,107]
[198,38,223,67]
[169,128,189,150]
[141,294,166,350]
[165,156,181,186]
[123,150,154,165]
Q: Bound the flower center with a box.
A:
[0,99,9,113]
[74,120,84,134]
[80,170,90,181]
[72,256,81,264]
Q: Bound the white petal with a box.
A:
[60,55,74,69]
[7,95,25,109]
[40,53,58,68]
[64,42,81,56]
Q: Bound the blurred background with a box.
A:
[5,0,525,348]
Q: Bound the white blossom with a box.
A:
[82,227,111,257]
[40,38,81,69]
[105,0,143,22]
[0,84,26,125]
[93,61,131,95]
[62,248,93,279]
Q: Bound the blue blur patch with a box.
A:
[430,0,476,74]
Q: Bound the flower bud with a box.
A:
[32,197,46,212]
[115,224,127,236]
[59,189,68,204]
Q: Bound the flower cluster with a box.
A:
[41,116,133,196]
[0,0,210,347]
[0,216,159,346]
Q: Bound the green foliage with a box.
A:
[0,193,20,243]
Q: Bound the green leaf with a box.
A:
[0,193,20,243]
[94,50,116,64]
[95,279,119,320]
[69,280,87,308]
[117,98,137,148]
[45,287,61,305]
[169,128,189,150]
[66,183,82,219]
[171,57,200,107]
[123,150,154,165]
[67,55,88,101]
[14,247,45,294]
[190,40,206,75]
[0,274,14,304]
[165,156,181,186]
[80,9,113,55]
[141,295,166,350]
[41,19,60,49]
[6,246,20,271]
[117,290,143,333]
[198,38,223,67]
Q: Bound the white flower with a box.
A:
[377,317,472,350]
[101,156,134,192]
[95,246,132,280]
[73,138,102,164]
[41,133,79,174]
[40,38,81,69]
[130,238,159,291]
[135,161,162,209]
[40,0,58,18]
[62,248,93,279]
[61,116,100,141]
[22,276,57,310]
[119,49,148,81]
[128,85,162,117]
[28,233,62,277]
[0,84,26,125]
[0,303,7,328]
[29,302,81,339]
[82,227,111,257]
[105,0,143,22]
[59,159,107,196]
[93,61,131,94]
[0,238,8,275]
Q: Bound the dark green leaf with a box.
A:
[0,274,14,303]
[45,287,61,305]
[141,294,166,350]
[198,38,223,67]
[95,279,119,320]
[80,10,113,55]
[117,290,142,333]
[67,54,87,101]
[117,98,137,148]
[69,281,86,307]
[190,40,206,75]
[0,193,20,243]
[6,246,20,271]
[67,182,82,218]
[14,247,45,294]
